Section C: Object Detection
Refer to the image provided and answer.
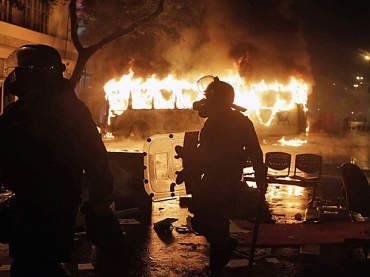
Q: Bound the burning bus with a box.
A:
[103,69,309,139]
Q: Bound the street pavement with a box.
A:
[0,131,370,276]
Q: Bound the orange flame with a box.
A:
[278,136,308,147]
[104,69,309,127]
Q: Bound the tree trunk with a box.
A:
[67,0,165,89]
[69,46,99,89]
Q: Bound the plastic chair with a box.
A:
[291,154,322,181]
[340,163,370,218]
[265,151,291,178]
[290,154,322,201]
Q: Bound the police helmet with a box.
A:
[197,75,234,107]
[195,75,247,113]
[204,78,235,107]
[4,44,66,96]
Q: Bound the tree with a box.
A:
[10,0,202,88]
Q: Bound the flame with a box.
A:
[278,136,308,147]
[104,68,309,127]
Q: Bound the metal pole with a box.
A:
[247,191,265,276]
[0,80,4,115]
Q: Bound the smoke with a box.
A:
[94,0,314,86]
[158,0,314,85]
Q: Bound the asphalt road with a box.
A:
[0,131,370,276]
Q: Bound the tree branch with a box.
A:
[68,0,165,87]
[93,0,164,50]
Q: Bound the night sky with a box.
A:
[291,0,370,117]
[293,0,370,77]
[293,0,370,49]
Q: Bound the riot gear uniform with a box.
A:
[0,45,114,276]
[177,75,268,276]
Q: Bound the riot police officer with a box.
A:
[0,44,114,276]
[176,75,268,276]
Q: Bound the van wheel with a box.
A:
[128,121,150,140]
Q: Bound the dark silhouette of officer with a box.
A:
[176,75,268,276]
[0,44,114,277]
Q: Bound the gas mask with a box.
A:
[4,67,41,97]
[193,75,246,118]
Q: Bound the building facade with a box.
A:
[0,0,78,113]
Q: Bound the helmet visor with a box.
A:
[4,45,66,77]
[4,49,18,77]
[196,75,215,94]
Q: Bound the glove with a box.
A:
[257,180,268,195]
[255,173,268,194]
[255,164,268,194]
[175,169,187,184]
[0,198,12,244]
[81,202,124,255]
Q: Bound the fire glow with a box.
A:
[104,69,309,126]
[278,137,308,147]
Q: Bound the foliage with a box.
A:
[10,0,203,87]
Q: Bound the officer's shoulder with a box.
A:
[232,109,249,119]
[1,101,22,114]
[234,111,254,127]
[3,102,16,111]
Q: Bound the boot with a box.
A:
[10,260,71,277]
[209,237,238,275]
